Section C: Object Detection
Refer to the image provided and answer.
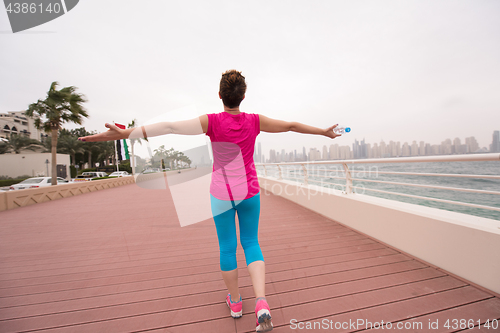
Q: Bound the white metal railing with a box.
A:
[255,153,500,213]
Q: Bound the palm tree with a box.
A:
[180,154,191,168]
[153,145,169,170]
[0,135,44,154]
[174,151,184,168]
[96,141,115,167]
[69,127,98,168]
[166,147,175,169]
[58,135,84,166]
[83,138,99,169]
[25,82,88,185]
[153,145,168,159]
[172,150,184,169]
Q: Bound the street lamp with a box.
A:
[45,159,49,177]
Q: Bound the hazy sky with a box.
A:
[1,0,499,160]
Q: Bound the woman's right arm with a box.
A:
[78,115,208,142]
[259,114,341,140]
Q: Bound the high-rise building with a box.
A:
[380,141,387,158]
[490,131,500,153]
[441,139,452,155]
[309,148,321,161]
[323,145,328,160]
[465,137,479,153]
[419,141,425,156]
[369,143,376,158]
[269,149,276,163]
[425,143,432,155]
[411,141,418,156]
[388,141,396,157]
[352,140,359,158]
[365,143,371,158]
[258,142,262,163]
[330,144,339,160]
[339,145,352,159]
[402,142,410,157]
[353,139,368,159]
[453,138,460,152]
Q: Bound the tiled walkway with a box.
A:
[1,181,499,332]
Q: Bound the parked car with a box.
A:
[73,171,108,182]
[108,171,130,177]
[9,177,70,190]
[141,168,161,174]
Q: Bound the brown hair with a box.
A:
[219,70,247,108]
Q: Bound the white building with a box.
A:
[0,111,45,141]
[402,142,410,157]
[0,152,71,179]
[411,141,419,156]
[441,139,452,155]
[322,145,329,160]
[419,141,425,156]
[465,136,479,153]
[329,144,339,160]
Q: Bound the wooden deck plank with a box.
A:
[0,243,396,303]
[1,183,499,333]
[0,230,361,272]
[0,260,426,321]
[0,237,376,282]
[237,276,472,332]
[363,298,500,332]
[0,249,401,309]
[263,287,493,333]
[328,287,493,333]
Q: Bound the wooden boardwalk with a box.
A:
[0,181,499,332]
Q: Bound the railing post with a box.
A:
[342,163,353,194]
[301,163,308,185]
[277,164,283,180]
[263,165,267,177]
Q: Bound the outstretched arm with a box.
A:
[259,114,340,139]
[78,115,208,142]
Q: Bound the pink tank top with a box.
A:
[205,112,260,201]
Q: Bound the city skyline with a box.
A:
[256,130,500,163]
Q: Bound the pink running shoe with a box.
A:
[226,293,242,318]
[255,298,273,332]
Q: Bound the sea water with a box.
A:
[276,160,500,221]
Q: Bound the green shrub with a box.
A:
[70,165,77,178]
[78,168,97,174]
[105,163,132,173]
[0,177,30,187]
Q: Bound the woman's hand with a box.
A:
[323,124,341,139]
[78,123,127,142]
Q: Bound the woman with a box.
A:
[78,70,340,332]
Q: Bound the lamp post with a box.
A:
[45,159,49,177]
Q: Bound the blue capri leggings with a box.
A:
[210,192,264,271]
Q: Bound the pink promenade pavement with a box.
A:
[0,180,500,333]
